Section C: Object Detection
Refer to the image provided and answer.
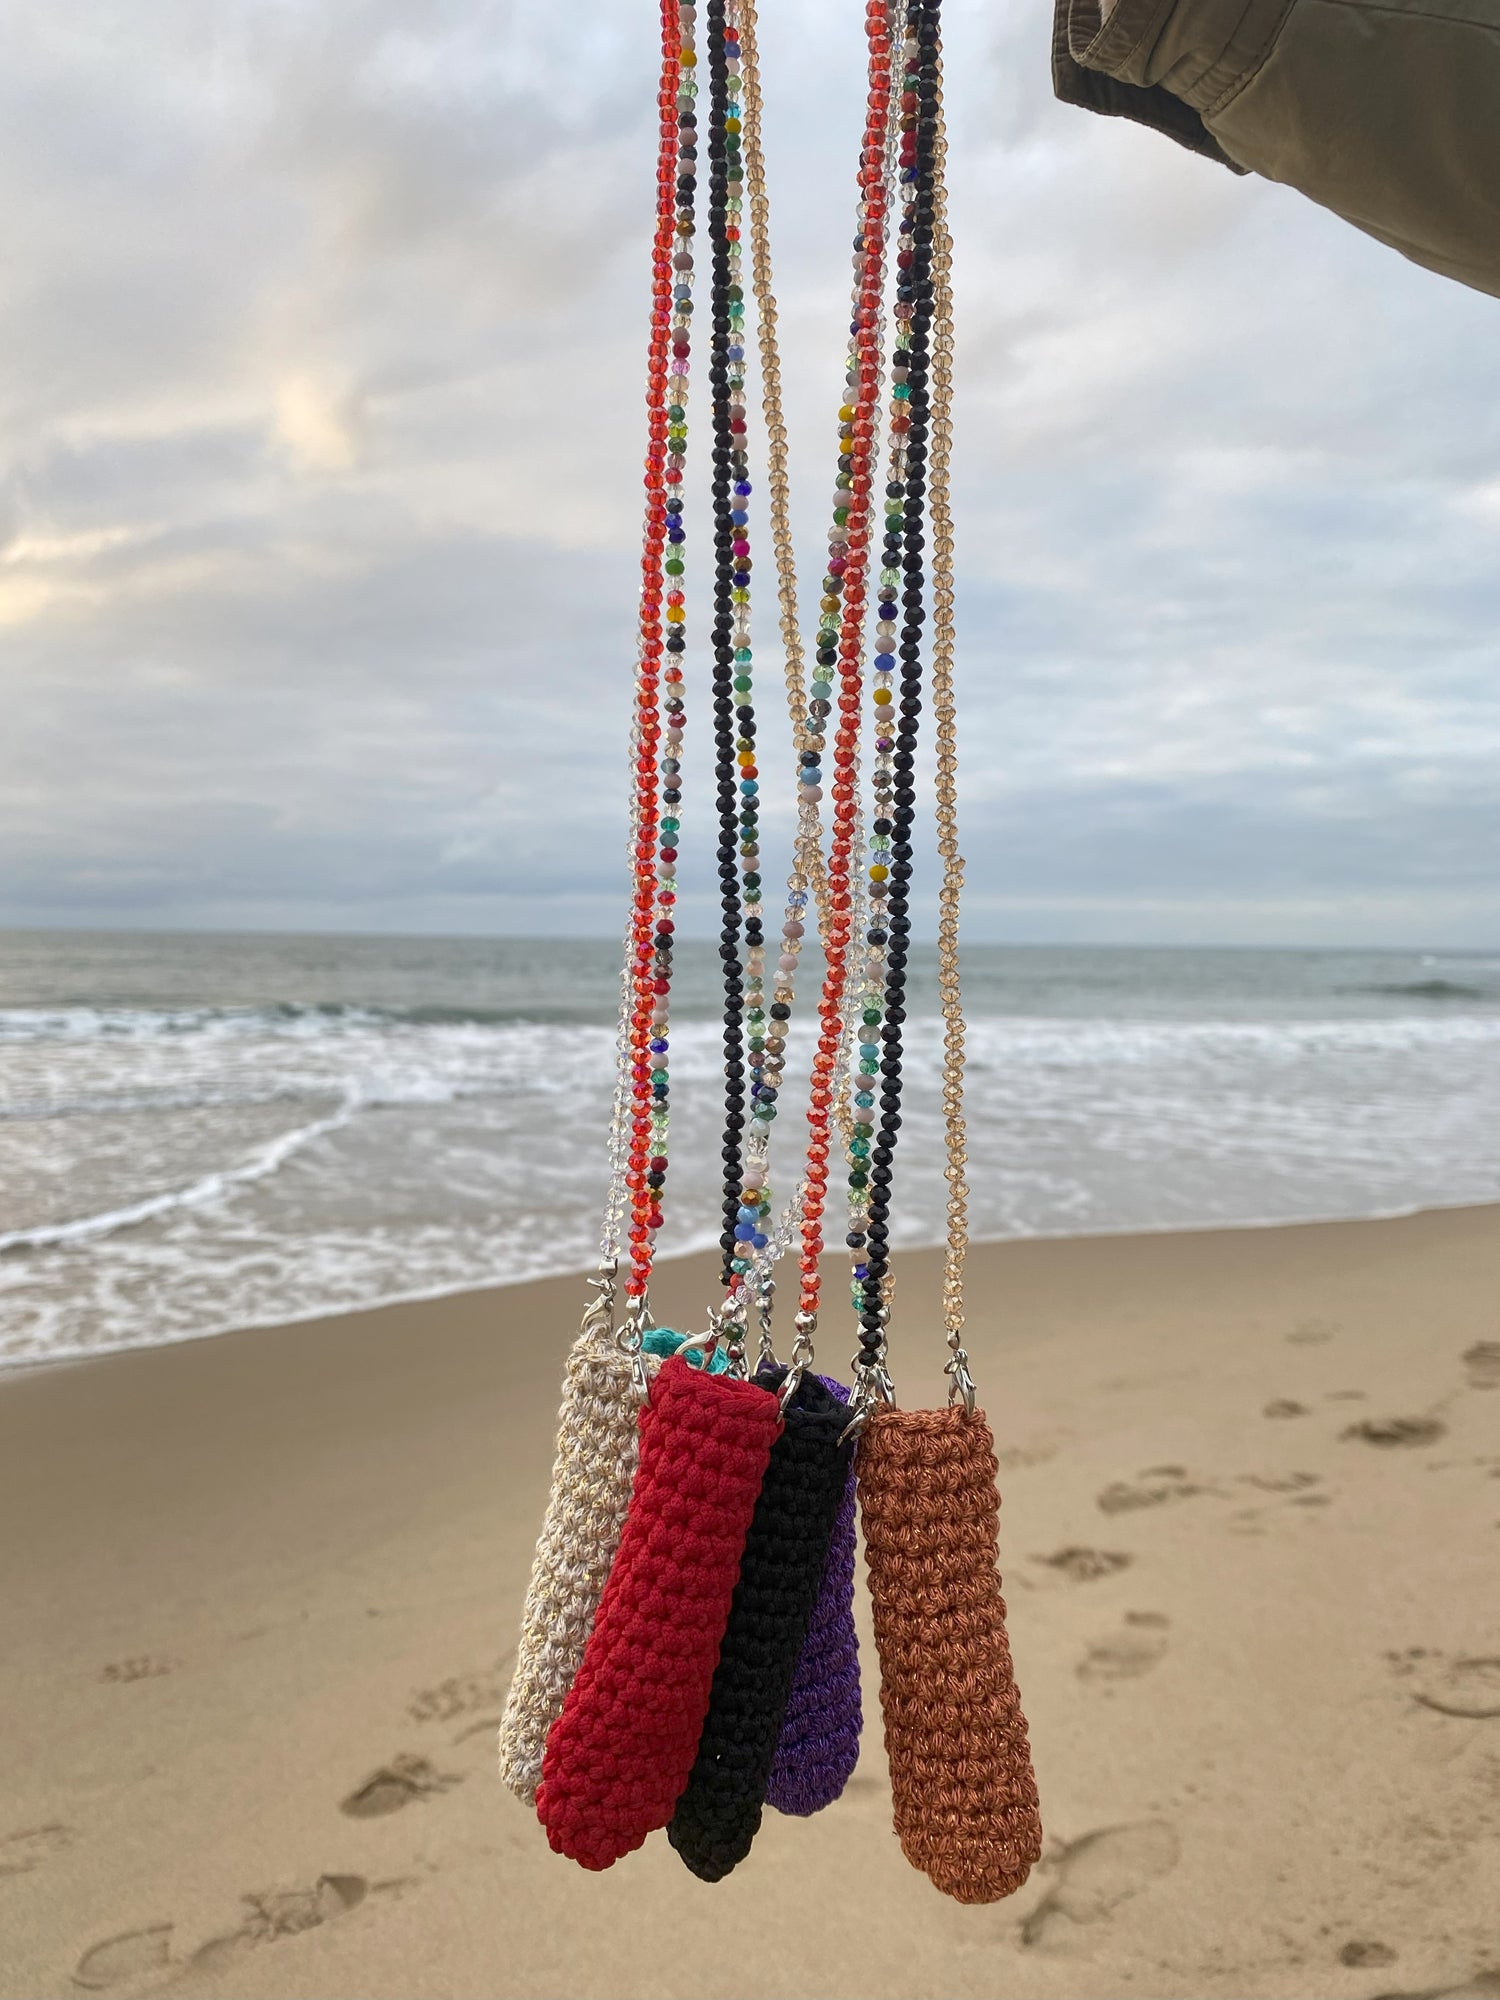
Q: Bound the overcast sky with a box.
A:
[2,0,1497,945]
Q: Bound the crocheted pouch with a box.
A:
[858,1403,1042,1904]
[498,1341,659,1805]
[498,1329,730,1804]
[764,1373,862,1818]
[668,1367,856,1878]
[536,1355,781,1869]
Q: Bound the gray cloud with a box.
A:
[1,0,1497,944]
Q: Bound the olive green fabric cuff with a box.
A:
[1087,0,1298,116]
[1053,0,1275,169]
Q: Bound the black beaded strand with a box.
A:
[856,0,940,1369]
[706,0,750,1288]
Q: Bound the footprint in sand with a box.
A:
[1464,1342,1500,1391]
[1097,1467,1208,1515]
[1032,1547,1133,1584]
[1077,1613,1170,1683]
[1411,1657,1500,1720]
[1230,1473,1330,1534]
[100,1658,175,1685]
[1342,1941,1399,1967]
[1371,1975,1500,2000]
[72,1924,176,1991]
[1263,1399,1308,1418]
[1020,1820,1180,1948]
[995,1435,1064,1471]
[72,1875,392,1992]
[189,1876,372,1974]
[1288,1318,1338,1346]
[406,1661,513,1729]
[339,1753,460,1819]
[1343,1416,1447,1449]
[1385,1646,1436,1679]
[0,1822,73,1879]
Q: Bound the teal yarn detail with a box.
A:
[640,1327,731,1374]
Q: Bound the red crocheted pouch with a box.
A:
[536,1354,781,1869]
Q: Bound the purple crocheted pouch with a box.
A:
[764,1373,862,1815]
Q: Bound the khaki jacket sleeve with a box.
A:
[1057,0,1500,300]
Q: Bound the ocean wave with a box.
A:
[0,998,619,1047]
[0,1095,357,1253]
[0,1083,348,1124]
[1345,979,1491,1002]
[6,985,1500,1367]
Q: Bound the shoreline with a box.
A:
[3,1205,1498,1999]
[7,1194,1500,1383]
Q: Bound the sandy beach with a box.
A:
[2,1207,1498,2000]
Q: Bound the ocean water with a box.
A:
[3,929,1500,1367]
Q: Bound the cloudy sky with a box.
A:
[2,0,1497,946]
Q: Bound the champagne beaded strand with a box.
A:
[925,52,974,1395]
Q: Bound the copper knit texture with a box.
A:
[858,1404,1042,1904]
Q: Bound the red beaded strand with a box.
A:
[797,0,896,1324]
[625,0,689,1301]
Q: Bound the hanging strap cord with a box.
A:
[926,13,974,1411]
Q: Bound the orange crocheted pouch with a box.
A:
[858,1403,1042,1904]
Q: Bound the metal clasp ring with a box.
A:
[777,1307,817,1414]
[844,1353,896,1439]
[755,1278,779,1373]
[675,1300,749,1379]
[944,1344,977,1418]
[618,1291,654,1398]
[578,1255,618,1345]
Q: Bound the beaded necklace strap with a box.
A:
[496,0,702,1806]
[793,0,898,1339]
[844,0,943,1388]
[704,0,755,1303]
[850,11,1041,1907]
[718,0,895,1368]
[619,0,698,1313]
[926,71,975,1405]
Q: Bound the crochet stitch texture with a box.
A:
[497,1341,659,1805]
[668,1367,856,1879]
[858,1404,1043,1904]
[536,1356,780,1870]
[764,1372,862,1817]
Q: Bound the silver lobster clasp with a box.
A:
[944,1343,977,1418]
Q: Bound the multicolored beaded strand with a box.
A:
[726,0,895,1362]
[639,1,701,1300]
[621,0,700,1321]
[703,0,763,1319]
[794,0,898,1352]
